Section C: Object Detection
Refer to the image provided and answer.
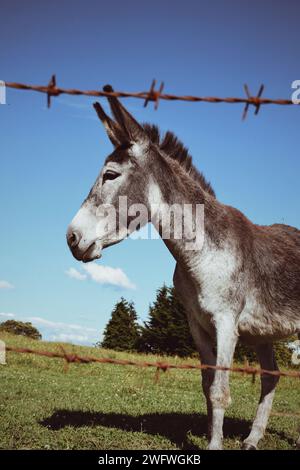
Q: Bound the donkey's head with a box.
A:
[66,86,161,262]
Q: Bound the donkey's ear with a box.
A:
[93,101,127,147]
[103,85,148,143]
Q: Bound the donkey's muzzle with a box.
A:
[66,226,101,262]
[66,227,85,261]
[67,229,82,249]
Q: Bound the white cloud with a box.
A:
[27,316,97,333]
[0,312,98,345]
[65,267,87,281]
[34,317,98,345]
[82,263,136,290]
[66,263,136,289]
[49,333,92,343]
[0,280,14,289]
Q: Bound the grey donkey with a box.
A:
[67,86,300,450]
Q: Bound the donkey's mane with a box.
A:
[142,123,215,197]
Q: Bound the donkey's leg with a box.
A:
[201,362,215,440]
[173,264,217,440]
[185,318,217,441]
[242,343,279,450]
[188,321,216,439]
[208,315,238,450]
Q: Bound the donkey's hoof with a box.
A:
[242,441,257,450]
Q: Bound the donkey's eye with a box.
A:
[103,170,120,183]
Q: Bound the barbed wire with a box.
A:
[5,346,300,382]
[5,75,299,119]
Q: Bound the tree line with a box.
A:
[100,285,195,357]
[0,320,42,340]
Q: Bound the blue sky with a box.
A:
[0,0,299,344]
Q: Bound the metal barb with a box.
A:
[144,79,165,110]
[242,84,265,120]
[254,84,265,115]
[58,345,70,373]
[47,74,61,108]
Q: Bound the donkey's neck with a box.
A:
[148,160,226,267]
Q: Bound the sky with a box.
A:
[0,0,299,345]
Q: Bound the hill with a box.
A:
[0,332,299,450]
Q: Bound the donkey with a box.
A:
[67,86,300,450]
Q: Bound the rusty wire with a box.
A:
[5,75,299,118]
[5,345,300,381]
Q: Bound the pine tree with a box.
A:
[138,285,196,357]
[101,298,140,351]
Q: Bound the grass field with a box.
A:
[0,332,299,450]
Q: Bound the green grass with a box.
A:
[0,332,299,450]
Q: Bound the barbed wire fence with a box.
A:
[3,77,300,413]
[5,75,299,119]
[5,345,300,384]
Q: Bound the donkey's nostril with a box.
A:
[67,229,82,248]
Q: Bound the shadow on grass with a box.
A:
[39,410,291,449]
